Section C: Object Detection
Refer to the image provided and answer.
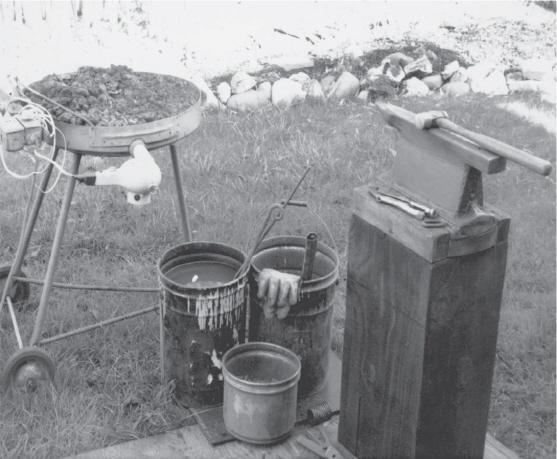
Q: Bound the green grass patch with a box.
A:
[0,93,555,458]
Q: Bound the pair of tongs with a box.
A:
[368,186,444,227]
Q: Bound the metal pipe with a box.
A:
[160,300,165,385]
[0,149,59,318]
[6,296,23,349]
[40,305,157,345]
[30,152,81,346]
[170,143,192,242]
[301,232,318,281]
[13,276,158,293]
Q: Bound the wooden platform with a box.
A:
[65,415,520,459]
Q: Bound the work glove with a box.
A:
[257,268,302,320]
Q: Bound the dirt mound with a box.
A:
[26,65,199,127]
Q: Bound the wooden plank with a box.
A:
[339,201,509,459]
[66,422,308,459]
[376,102,507,175]
[485,433,521,459]
[338,214,431,458]
[352,185,450,263]
[416,241,508,458]
[63,415,520,459]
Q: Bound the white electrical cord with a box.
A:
[0,97,74,192]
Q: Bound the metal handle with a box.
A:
[301,233,318,281]
[376,195,425,220]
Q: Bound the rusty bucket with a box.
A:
[222,342,301,444]
[157,242,248,408]
[249,236,339,397]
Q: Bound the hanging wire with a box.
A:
[0,96,74,192]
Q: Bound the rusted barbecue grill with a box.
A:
[0,73,202,392]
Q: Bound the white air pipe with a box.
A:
[76,140,162,205]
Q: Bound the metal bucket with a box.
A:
[158,242,248,408]
[249,236,339,396]
[222,342,301,444]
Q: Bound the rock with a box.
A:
[230,71,256,95]
[366,66,384,78]
[307,79,325,100]
[257,81,272,100]
[403,56,433,78]
[366,74,396,102]
[320,75,337,95]
[441,60,460,80]
[216,81,232,104]
[357,90,369,102]
[384,63,406,85]
[421,74,443,90]
[466,63,495,85]
[383,52,415,68]
[507,80,539,93]
[470,71,508,96]
[328,71,360,99]
[401,77,430,96]
[227,90,270,112]
[269,55,315,72]
[417,46,438,63]
[289,72,311,92]
[505,71,523,82]
[449,68,469,83]
[271,78,306,108]
[519,58,554,81]
[441,81,471,97]
[189,75,219,109]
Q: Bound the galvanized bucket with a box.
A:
[157,242,248,408]
[249,235,339,396]
[222,342,301,444]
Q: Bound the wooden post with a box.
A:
[337,103,526,459]
[338,187,509,458]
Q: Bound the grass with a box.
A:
[0,92,555,459]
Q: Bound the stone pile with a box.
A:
[193,53,556,111]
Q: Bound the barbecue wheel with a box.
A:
[0,264,31,310]
[2,347,56,393]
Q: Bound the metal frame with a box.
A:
[0,142,191,352]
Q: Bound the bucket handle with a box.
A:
[259,200,339,255]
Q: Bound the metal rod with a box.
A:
[301,232,318,281]
[0,149,58,318]
[40,305,157,345]
[6,296,23,349]
[13,276,158,293]
[233,166,312,280]
[30,152,81,346]
[170,143,192,242]
[160,301,165,385]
